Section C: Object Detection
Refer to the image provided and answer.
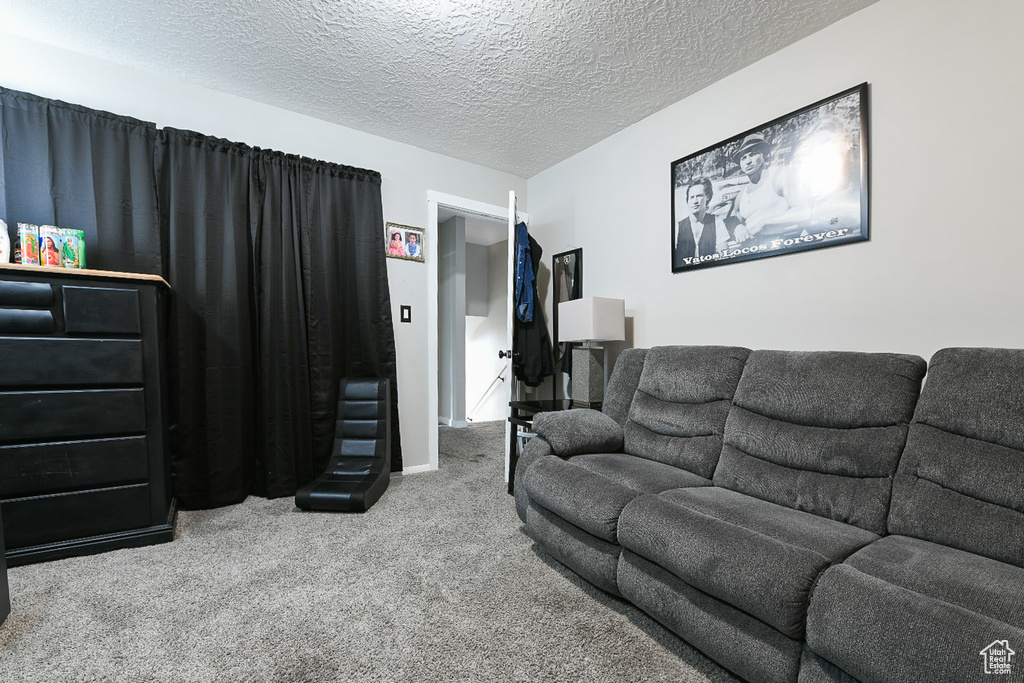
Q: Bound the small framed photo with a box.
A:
[385,222,425,263]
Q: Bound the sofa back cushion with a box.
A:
[888,348,1024,568]
[714,350,926,534]
[602,348,648,426]
[622,346,750,479]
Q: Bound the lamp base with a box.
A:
[571,345,604,409]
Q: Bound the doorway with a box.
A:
[437,208,509,428]
[426,191,517,474]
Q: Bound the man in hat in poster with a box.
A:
[727,132,792,242]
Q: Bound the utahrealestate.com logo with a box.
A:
[980,640,1015,675]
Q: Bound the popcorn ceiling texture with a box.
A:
[0,0,876,177]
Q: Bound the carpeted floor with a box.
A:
[0,421,736,682]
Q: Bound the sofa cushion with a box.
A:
[619,550,804,683]
[525,503,622,596]
[601,347,647,426]
[715,350,926,534]
[623,345,750,477]
[806,535,1024,682]
[514,435,554,523]
[522,453,710,543]
[889,347,1024,568]
[797,648,860,683]
[618,486,877,639]
[533,409,623,456]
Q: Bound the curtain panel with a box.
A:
[0,88,162,275]
[0,87,401,510]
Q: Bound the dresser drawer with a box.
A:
[63,286,141,335]
[1,484,151,549]
[0,280,53,307]
[0,389,146,442]
[0,338,143,387]
[0,436,148,498]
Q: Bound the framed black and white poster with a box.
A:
[671,83,868,273]
[551,247,582,371]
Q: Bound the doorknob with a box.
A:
[498,349,512,359]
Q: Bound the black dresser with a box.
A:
[0,265,175,566]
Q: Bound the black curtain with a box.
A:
[250,152,398,498]
[0,87,162,274]
[0,87,401,510]
[155,131,258,508]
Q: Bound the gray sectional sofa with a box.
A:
[514,346,1024,683]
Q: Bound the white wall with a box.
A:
[0,30,527,472]
[438,216,467,427]
[465,243,489,317]
[527,0,1024,362]
[466,240,509,423]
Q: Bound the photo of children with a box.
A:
[384,222,425,263]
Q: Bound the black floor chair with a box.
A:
[295,378,391,512]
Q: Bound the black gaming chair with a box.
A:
[295,378,391,512]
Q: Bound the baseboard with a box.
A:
[5,513,177,567]
[402,464,434,475]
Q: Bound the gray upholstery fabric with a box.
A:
[523,453,709,542]
[533,409,623,456]
[617,486,877,638]
[624,346,750,476]
[619,550,803,683]
[602,347,647,426]
[844,535,1024,628]
[730,350,926,427]
[572,453,710,494]
[714,446,897,536]
[715,350,926,534]
[806,536,1024,683]
[913,347,1024,451]
[889,347,1024,568]
[525,502,622,596]
[514,435,553,523]
[797,648,861,683]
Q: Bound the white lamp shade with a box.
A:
[558,297,625,343]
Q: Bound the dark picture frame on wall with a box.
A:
[670,83,869,273]
[551,248,582,395]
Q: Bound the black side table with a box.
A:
[507,399,584,495]
[0,501,10,625]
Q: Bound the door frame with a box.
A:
[426,191,521,474]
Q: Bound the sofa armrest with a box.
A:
[514,436,554,523]
[533,408,624,457]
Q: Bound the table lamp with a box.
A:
[557,297,625,408]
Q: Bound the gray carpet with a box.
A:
[0,421,736,682]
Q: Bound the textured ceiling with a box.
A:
[0,0,877,178]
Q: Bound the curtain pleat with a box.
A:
[250,153,314,497]
[0,87,401,510]
[156,130,258,508]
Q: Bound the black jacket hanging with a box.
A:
[512,224,555,386]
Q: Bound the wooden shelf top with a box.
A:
[0,263,169,287]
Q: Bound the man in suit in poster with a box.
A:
[673,177,729,270]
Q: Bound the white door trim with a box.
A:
[425,191,513,473]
